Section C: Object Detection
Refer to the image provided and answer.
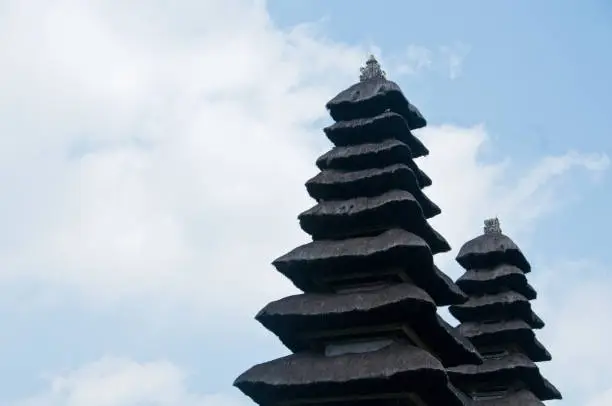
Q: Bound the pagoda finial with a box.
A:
[359,54,386,81]
[483,218,502,235]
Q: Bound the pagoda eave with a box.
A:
[448,354,561,401]
[271,230,466,306]
[234,344,467,406]
[323,111,428,157]
[273,229,432,275]
[431,265,469,305]
[315,140,432,188]
[325,78,427,130]
[457,267,537,300]
[256,284,482,366]
[457,320,552,362]
[305,165,441,219]
[448,291,545,329]
[456,234,531,273]
[298,190,450,253]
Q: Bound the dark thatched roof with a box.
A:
[457,320,551,362]
[256,283,482,367]
[456,265,537,300]
[323,111,428,158]
[273,229,466,305]
[325,78,427,130]
[471,389,545,405]
[456,233,531,273]
[315,139,432,188]
[448,353,562,401]
[234,344,467,406]
[431,264,469,306]
[298,190,450,254]
[449,291,545,329]
[436,314,483,366]
[306,164,441,219]
[273,228,431,278]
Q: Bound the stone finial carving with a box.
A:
[484,218,502,234]
[359,55,386,81]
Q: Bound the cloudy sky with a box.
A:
[1,0,611,405]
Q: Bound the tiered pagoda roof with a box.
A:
[234,55,482,406]
[448,218,562,404]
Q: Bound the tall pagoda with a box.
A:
[447,218,562,404]
[233,56,482,406]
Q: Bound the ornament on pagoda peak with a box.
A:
[483,217,502,235]
[359,54,386,81]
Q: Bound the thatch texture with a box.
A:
[234,344,467,406]
[457,265,537,299]
[256,283,481,366]
[323,111,428,157]
[273,228,431,277]
[457,320,551,362]
[316,139,432,188]
[431,265,469,306]
[448,353,562,401]
[449,291,545,329]
[306,164,441,219]
[273,229,466,304]
[456,233,531,273]
[325,78,427,130]
[298,190,450,253]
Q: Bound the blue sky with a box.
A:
[0,1,611,405]
[269,0,612,260]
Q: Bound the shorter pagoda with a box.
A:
[447,218,562,404]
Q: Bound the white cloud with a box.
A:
[385,43,471,79]
[0,1,610,405]
[530,260,612,404]
[586,388,612,406]
[12,357,247,406]
[440,42,471,79]
[418,125,608,266]
[391,45,434,76]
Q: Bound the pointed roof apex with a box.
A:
[359,54,386,81]
[484,217,502,235]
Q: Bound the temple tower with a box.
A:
[234,56,482,406]
[448,218,562,404]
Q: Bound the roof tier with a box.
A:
[457,320,551,362]
[316,139,432,188]
[306,164,440,219]
[456,265,537,300]
[256,283,481,366]
[456,231,530,273]
[273,228,466,305]
[234,344,467,406]
[447,353,562,401]
[298,190,450,254]
[323,112,428,158]
[449,291,545,329]
[326,77,426,130]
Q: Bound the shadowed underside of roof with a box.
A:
[257,283,481,366]
[234,344,466,406]
[298,190,450,253]
[315,139,432,188]
[325,77,427,130]
[306,164,441,218]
